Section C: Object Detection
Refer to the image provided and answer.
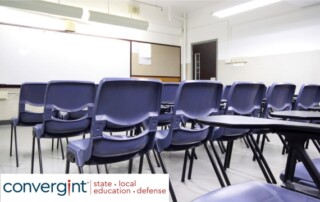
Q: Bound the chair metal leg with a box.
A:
[256,134,261,145]
[78,166,84,174]
[51,139,54,151]
[146,152,155,174]
[311,139,320,153]
[37,138,43,174]
[169,180,178,202]
[65,159,70,174]
[60,138,65,160]
[247,134,277,184]
[138,155,144,174]
[187,148,195,180]
[181,150,189,182]
[97,165,100,173]
[305,139,310,149]
[209,141,231,186]
[245,135,271,183]
[13,126,19,167]
[253,133,266,161]
[31,135,36,174]
[10,124,13,156]
[261,134,267,154]
[155,151,177,202]
[152,149,161,167]
[278,135,289,154]
[105,164,109,173]
[204,143,226,187]
[217,141,226,154]
[243,136,250,148]
[128,159,133,174]
[224,140,234,169]
[265,135,270,142]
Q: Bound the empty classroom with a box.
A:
[1,1,320,202]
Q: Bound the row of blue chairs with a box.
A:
[9,79,320,202]
[193,83,320,202]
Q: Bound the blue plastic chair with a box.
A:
[261,83,296,118]
[221,85,231,101]
[191,181,318,202]
[161,82,180,105]
[31,80,96,173]
[65,78,162,174]
[256,83,296,154]
[207,82,276,184]
[154,80,223,202]
[294,84,320,110]
[158,82,179,128]
[277,85,320,188]
[292,84,320,152]
[10,82,47,167]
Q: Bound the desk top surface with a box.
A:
[308,106,320,111]
[270,111,320,120]
[196,115,320,134]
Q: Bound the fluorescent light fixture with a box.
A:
[0,1,149,30]
[212,0,283,18]
[0,0,83,19]
[89,11,149,30]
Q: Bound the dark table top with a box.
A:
[270,110,320,120]
[308,106,320,111]
[196,115,320,134]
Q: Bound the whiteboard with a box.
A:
[0,25,130,84]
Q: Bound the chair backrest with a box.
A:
[225,82,266,117]
[156,80,223,151]
[44,81,96,110]
[294,84,320,110]
[161,82,179,104]
[88,78,162,159]
[262,83,296,118]
[92,78,162,137]
[43,80,96,135]
[18,82,47,124]
[221,85,231,101]
[174,80,223,120]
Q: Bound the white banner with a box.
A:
[0,174,169,202]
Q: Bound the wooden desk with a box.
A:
[196,115,320,198]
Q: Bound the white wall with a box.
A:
[187,3,320,88]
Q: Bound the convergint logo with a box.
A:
[1,174,170,202]
[2,179,89,196]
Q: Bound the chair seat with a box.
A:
[280,158,320,188]
[192,181,318,202]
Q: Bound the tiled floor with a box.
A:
[0,124,319,201]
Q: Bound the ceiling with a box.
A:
[53,0,320,14]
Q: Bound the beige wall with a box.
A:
[132,44,181,77]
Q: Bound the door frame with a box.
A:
[191,39,218,80]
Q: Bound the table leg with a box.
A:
[284,135,320,190]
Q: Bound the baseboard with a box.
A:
[0,120,10,125]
